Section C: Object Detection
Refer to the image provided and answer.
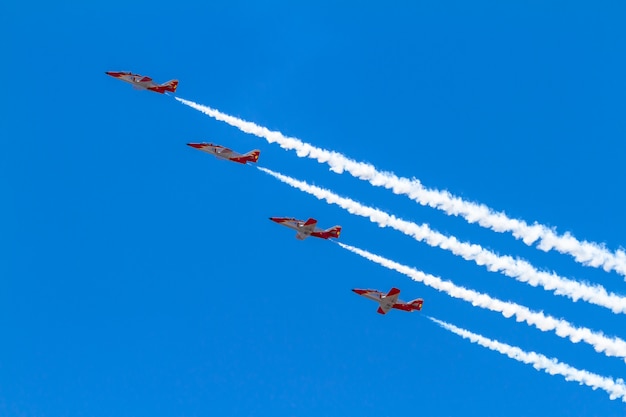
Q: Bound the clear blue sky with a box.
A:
[3,1,626,416]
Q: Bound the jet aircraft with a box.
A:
[352,288,424,315]
[105,71,178,94]
[269,217,341,240]
[187,143,260,165]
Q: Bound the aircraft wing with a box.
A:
[377,305,392,315]
[293,218,317,240]
[300,218,317,232]
[134,74,153,82]
[214,145,234,155]
[377,288,400,314]
[383,287,400,304]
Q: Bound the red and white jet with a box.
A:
[105,71,178,94]
[187,142,260,165]
[352,288,424,315]
[269,217,341,240]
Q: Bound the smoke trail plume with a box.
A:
[176,97,626,277]
[429,317,626,402]
[257,166,626,314]
[337,241,626,362]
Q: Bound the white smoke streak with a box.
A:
[429,317,626,402]
[176,97,626,277]
[257,166,626,314]
[337,241,626,362]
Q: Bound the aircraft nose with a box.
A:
[187,143,203,149]
[352,289,367,295]
[269,217,279,223]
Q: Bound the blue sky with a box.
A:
[3,1,626,416]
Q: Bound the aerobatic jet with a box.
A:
[187,143,260,165]
[105,71,178,94]
[269,217,341,240]
[352,288,424,315]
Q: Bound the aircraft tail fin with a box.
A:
[162,79,179,92]
[244,149,261,163]
[325,225,341,239]
[409,298,424,311]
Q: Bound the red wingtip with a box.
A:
[352,289,368,295]
[187,143,204,149]
[387,288,401,297]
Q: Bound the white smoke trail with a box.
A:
[429,317,626,402]
[257,166,626,314]
[175,97,626,277]
[337,241,626,362]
